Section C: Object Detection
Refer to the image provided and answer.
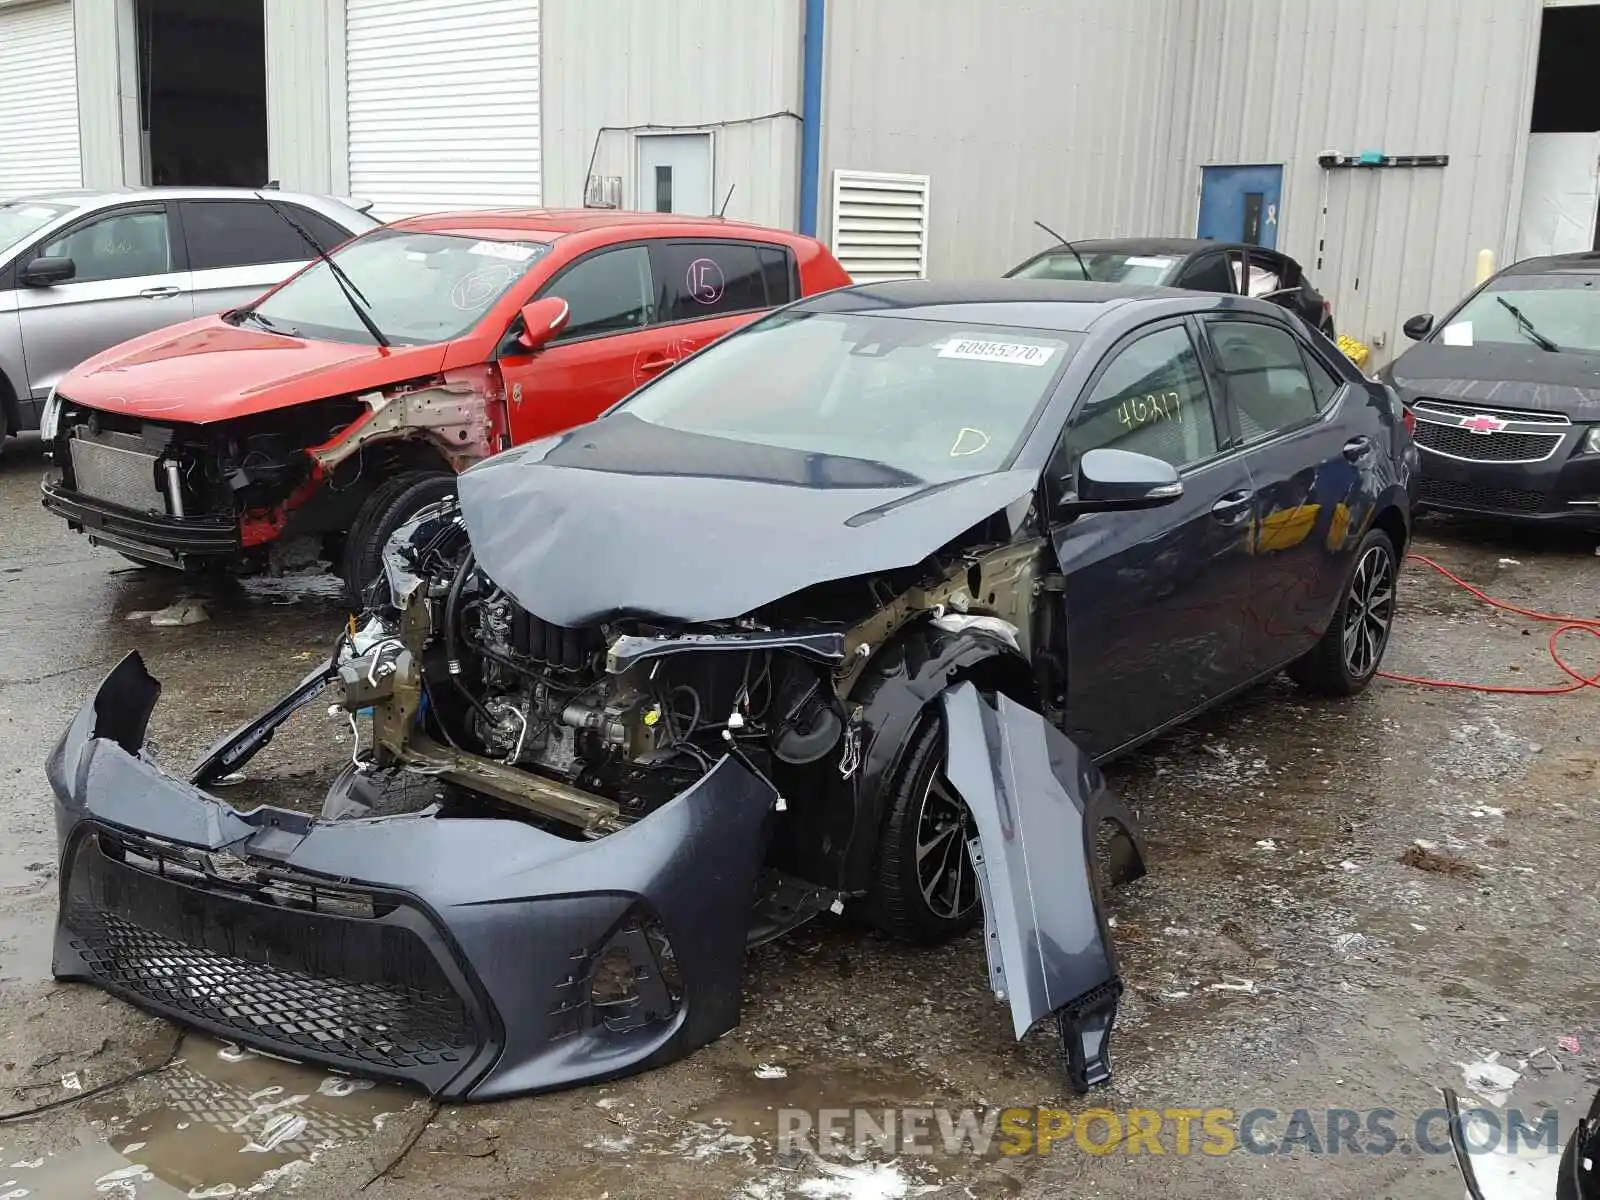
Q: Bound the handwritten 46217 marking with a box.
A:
[1118,390,1183,430]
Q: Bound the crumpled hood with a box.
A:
[1385,341,1600,418]
[59,316,448,423]
[456,413,1039,626]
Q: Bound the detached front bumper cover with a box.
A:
[48,652,779,1101]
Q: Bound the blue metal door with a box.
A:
[1198,165,1283,249]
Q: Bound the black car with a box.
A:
[1383,253,1600,528]
[48,281,1417,1104]
[1007,236,1337,336]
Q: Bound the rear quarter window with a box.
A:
[182,200,350,270]
[649,241,795,323]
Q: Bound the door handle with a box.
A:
[1210,489,1255,525]
[1342,435,1373,462]
[139,286,181,299]
[638,355,674,374]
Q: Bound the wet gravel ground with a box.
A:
[0,433,1596,1199]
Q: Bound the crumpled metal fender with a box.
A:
[939,682,1146,1093]
[837,624,1040,894]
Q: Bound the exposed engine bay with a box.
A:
[51,490,1144,1100]
[337,497,864,839]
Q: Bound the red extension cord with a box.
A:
[1379,553,1600,694]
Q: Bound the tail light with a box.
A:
[1402,405,1417,437]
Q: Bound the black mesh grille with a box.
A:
[62,829,484,1090]
[1414,421,1562,462]
[1419,477,1548,514]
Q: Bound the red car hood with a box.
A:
[59,317,451,423]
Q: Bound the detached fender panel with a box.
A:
[940,682,1146,1092]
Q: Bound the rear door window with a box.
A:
[1174,253,1236,294]
[648,241,796,323]
[1205,318,1322,441]
[180,200,343,270]
[544,244,654,342]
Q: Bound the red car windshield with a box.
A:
[247,229,551,346]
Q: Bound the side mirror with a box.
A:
[19,256,75,286]
[1059,448,1183,514]
[1402,313,1433,340]
[515,297,570,352]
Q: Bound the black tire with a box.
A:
[864,713,982,944]
[342,470,456,608]
[1287,528,1398,696]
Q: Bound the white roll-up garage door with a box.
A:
[346,0,540,220]
[0,0,81,197]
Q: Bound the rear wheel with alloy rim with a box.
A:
[1287,528,1398,695]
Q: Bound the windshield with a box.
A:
[617,310,1079,482]
[1009,250,1179,286]
[0,201,70,255]
[1438,275,1600,354]
[247,229,551,346]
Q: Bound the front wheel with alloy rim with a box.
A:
[865,714,982,944]
[1287,528,1398,695]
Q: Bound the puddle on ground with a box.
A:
[0,907,53,987]
[7,1035,414,1198]
[573,1062,966,1196]
[233,571,347,607]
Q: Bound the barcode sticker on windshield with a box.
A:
[468,240,537,262]
[939,339,1057,366]
[1123,255,1173,267]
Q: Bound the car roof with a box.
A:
[1028,236,1291,259]
[1500,251,1600,277]
[2,186,358,208]
[803,278,1203,332]
[389,207,814,244]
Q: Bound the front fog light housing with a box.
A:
[1584,426,1600,455]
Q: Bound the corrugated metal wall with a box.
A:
[1163,0,1544,358]
[818,0,1545,357]
[819,0,1192,278]
[65,0,354,194]
[263,0,348,196]
[541,0,802,229]
[69,0,126,189]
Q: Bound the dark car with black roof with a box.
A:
[1380,252,1600,528]
[48,279,1415,1106]
[1006,236,1336,337]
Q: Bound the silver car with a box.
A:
[0,187,379,440]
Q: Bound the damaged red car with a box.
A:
[39,208,850,598]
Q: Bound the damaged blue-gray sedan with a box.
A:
[48,279,1416,1101]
